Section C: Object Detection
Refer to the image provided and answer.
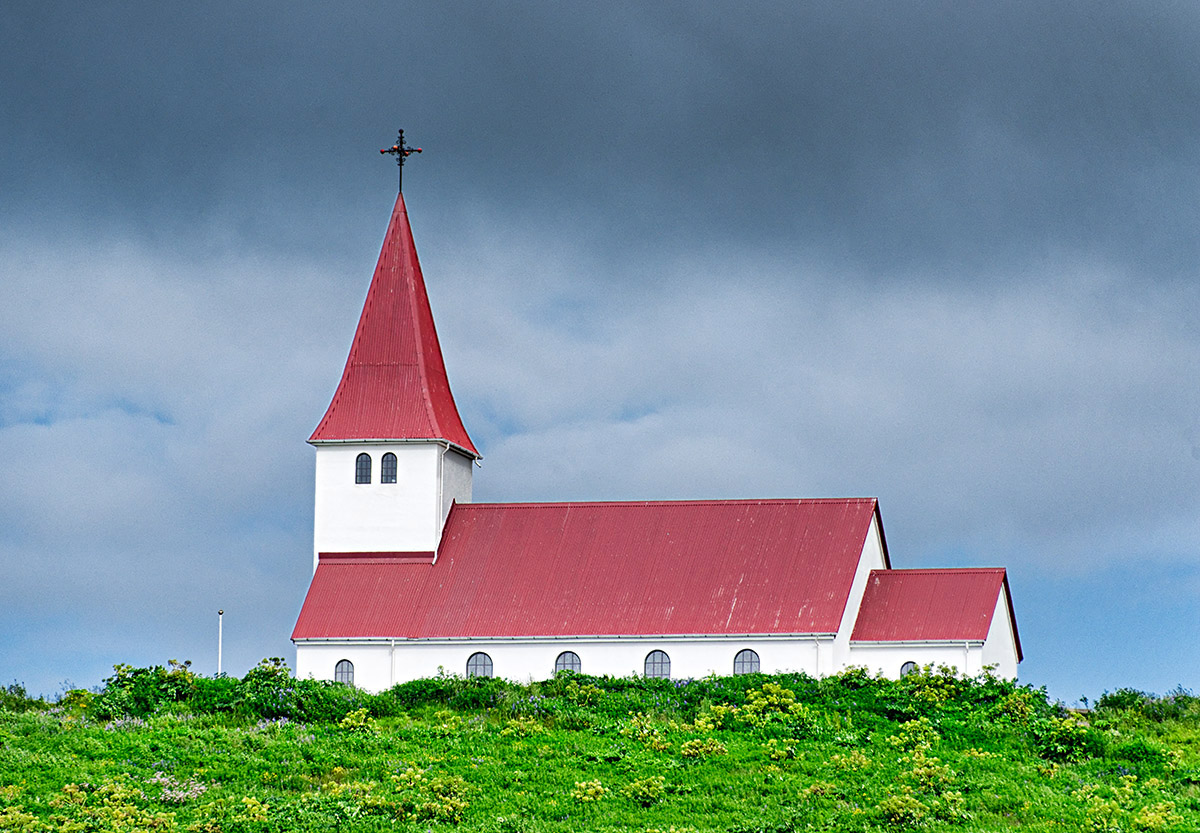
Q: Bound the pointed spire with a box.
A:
[309,193,479,456]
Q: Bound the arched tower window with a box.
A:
[466,652,493,678]
[355,453,372,484]
[335,659,354,685]
[554,651,582,675]
[644,650,671,679]
[381,452,397,484]
[733,649,760,675]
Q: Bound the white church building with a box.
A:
[292,192,1022,692]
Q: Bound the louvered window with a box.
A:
[355,453,372,484]
[381,452,397,483]
[644,650,671,679]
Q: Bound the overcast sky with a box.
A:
[2,1,1198,702]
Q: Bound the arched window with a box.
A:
[335,659,354,685]
[554,651,582,675]
[733,649,760,675]
[900,661,918,678]
[381,452,397,484]
[466,652,493,678]
[644,650,671,679]
[355,453,372,484]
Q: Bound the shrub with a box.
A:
[572,780,607,803]
[392,767,470,822]
[0,682,46,713]
[1109,737,1178,774]
[1096,687,1151,713]
[878,788,929,826]
[1141,686,1199,723]
[1032,713,1103,762]
[621,775,666,806]
[680,738,727,758]
[386,675,458,709]
[339,707,373,731]
[449,676,515,710]
[239,657,295,719]
[57,688,93,713]
[90,664,163,719]
[191,674,241,714]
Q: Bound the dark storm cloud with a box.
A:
[4,2,1199,277]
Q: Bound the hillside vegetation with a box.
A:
[2,661,1199,831]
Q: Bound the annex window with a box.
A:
[381,452,397,484]
[334,659,354,685]
[466,652,493,678]
[554,651,582,675]
[900,661,918,678]
[733,649,760,675]
[355,453,372,484]
[644,650,671,679]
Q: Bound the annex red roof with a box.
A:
[293,498,883,640]
[309,193,478,455]
[851,568,1022,660]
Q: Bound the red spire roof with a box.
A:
[309,193,478,455]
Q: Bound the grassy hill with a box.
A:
[1,661,1198,831]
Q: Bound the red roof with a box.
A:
[309,193,478,455]
[293,498,882,640]
[851,568,1022,660]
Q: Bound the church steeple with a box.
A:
[309,193,478,457]
[308,193,478,569]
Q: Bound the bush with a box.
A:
[1095,687,1151,713]
[1140,686,1199,723]
[448,675,516,710]
[1031,713,1103,762]
[191,674,241,714]
[0,681,46,713]
[386,675,458,709]
[1109,736,1177,774]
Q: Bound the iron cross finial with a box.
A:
[380,129,422,191]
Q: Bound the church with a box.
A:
[291,190,1022,693]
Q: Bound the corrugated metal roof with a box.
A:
[292,498,880,640]
[851,568,1022,660]
[309,193,478,455]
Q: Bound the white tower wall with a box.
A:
[312,442,472,571]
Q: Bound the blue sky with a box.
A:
[2,1,1198,702]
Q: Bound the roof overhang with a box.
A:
[850,639,985,648]
[999,572,1023,662]
[308,437,481,460]
[872,500,892,569]
[294,632,839,646]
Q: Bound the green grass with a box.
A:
[2,665,1199,831]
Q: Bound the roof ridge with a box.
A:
[461,497,878,509]
[871,567,1006,575]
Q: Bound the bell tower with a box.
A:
[308,190,479,571]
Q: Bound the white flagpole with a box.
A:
[217,609,224,675]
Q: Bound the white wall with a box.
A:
[980,585,1020,679]
[439,448,473,531]
[296,635,836,692]
[831,514,888,672]
[847,641,984,679]
[312,442,471,570]
[848,586,1021,680]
